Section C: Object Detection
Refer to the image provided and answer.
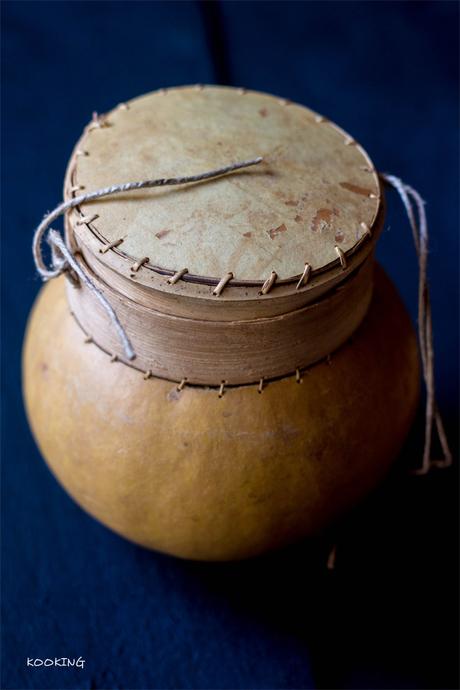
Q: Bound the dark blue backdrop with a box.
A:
[2,2,458,689]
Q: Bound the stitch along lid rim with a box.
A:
[65,85,383,301]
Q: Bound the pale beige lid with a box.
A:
[66,85,382,292]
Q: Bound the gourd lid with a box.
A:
[67,85,382,294]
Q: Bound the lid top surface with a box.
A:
[71,86,380,283]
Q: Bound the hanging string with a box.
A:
[380,174,452,475]
[47,230,137,361]
[32,157,263,360]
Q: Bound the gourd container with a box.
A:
[23,86,420,560]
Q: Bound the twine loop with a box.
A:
[32,157,263,361]
[381,174,452,475]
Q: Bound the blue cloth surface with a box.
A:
[2,2,458,688]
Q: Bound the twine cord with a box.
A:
[381,173,452,474]
[32,157,263,360]
[47,230,136,361]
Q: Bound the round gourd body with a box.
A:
[23,263,419,561]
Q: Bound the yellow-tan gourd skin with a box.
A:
[23,264,420,561]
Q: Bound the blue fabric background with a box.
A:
[2,2,458,688]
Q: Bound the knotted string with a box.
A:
[32,157,263,360]
[380,174,452,475]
